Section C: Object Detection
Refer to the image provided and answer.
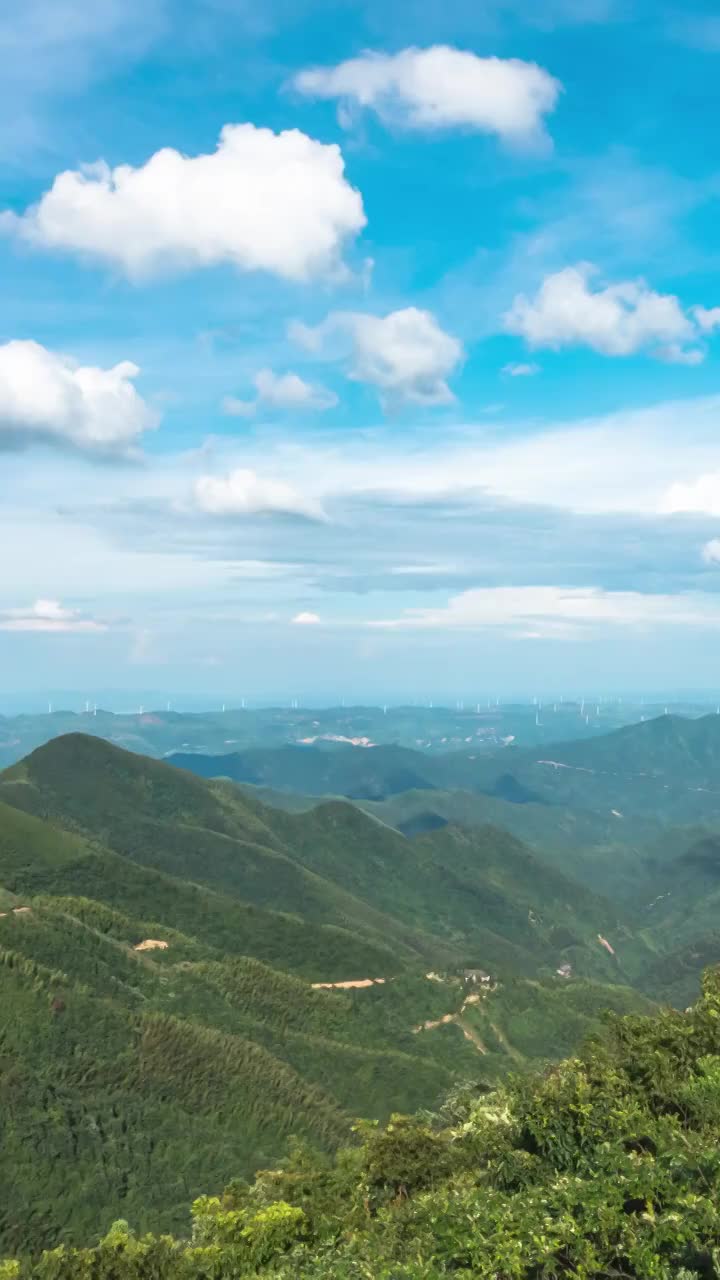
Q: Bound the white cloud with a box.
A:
[294,46,561,147]
[171,392,720,521]
[655,343,705,367]
[368,585,720,637]
[693,306,720,334]
[0,340,157,452]
[702,539,720,565]
[0,598,107,633]
[3,124,366,283]
[505,264,703,361]
[502,361,540,377]
[662,473,720,517]
[222,368,338,418]
[221,396,257,419]
[194,468,327,521]
[390,562,461,575]
[292,611,321,625]
[292,307,463,406]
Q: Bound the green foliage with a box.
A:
[0,887,654,1256]
[9,967,720,1277]
[191,1195,306,1262]
[0,729,710,1264]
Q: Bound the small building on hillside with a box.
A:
[556,963,573,979]
[462,968,492,988]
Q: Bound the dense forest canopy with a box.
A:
[5,968,720,1277]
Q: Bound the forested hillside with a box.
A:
[0,734,648,982]
[5,731,720,1258]
[4,968,720,1278]
[0,733,667,1254]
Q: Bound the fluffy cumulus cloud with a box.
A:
[222,368,338,418]
[0,340,157,452]
[292,307,463,406]
[294,46,561,147]
[194,468,327,521]
[0,599,107,633]
[2,124,366,282]
[369,585,720,637]
[505,265,704,362]
[292,611,321,625]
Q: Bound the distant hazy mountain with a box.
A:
[169,713,720,832]
[0,700,713,770]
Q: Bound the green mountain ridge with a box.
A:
[1,734,644,981]
[0,732,670,1253]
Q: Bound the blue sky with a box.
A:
[4,0,720,701]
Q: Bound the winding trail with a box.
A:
[413,989,489,1054]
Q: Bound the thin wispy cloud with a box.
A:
[368,584,720,638]
[0,599,107,633]
[0,0,165,162]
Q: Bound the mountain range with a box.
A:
[0,699,711,771]
[4,721,720,1252]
